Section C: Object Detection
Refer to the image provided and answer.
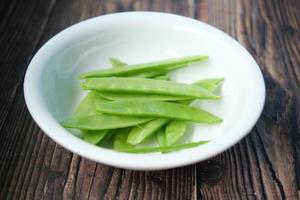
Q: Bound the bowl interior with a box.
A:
[25,12,265,170]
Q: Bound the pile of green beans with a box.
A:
[61,55,224,153]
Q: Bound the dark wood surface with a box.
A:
[0,0,299,199]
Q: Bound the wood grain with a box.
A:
[0,0,299,199]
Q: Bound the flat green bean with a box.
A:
[116,141,209,153]
[127,118,169,145]
[97,100,222,123]
[109,57,127,68]
[61,114,153,130]
[80,55,208,78]
[84,130,108,144]
[81,77,220,99]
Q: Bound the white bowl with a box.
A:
[24,12,265,170]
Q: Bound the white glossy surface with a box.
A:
[24,12,265,170]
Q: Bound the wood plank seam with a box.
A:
[0,0,57,135]
[254,127,286,199]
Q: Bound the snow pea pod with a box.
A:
[127,118,169,145]
[133,64,185,78]
[81,77,220,99]
[153,74,170,80]
[98,92,193,101]
[164,78,224,145]
[68,91,107,138]
[97,100,222,123]
[98,129,118,148]
[194,78,224,91]
[61,114,153,130]
[165,120,187,146]
[113,128,134,151]
[84,130,108,144]
[109,57,178,78]
[156,128,167,147]
[96,78,223,101]
[116,140,209,153]
[125,78,223,145]
[73,91,107,117]
[109,57,127,68]
[80,55,208,78]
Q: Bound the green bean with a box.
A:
[127,118,169,145]
[80,55,208,78]
[81,77,220,99]
[73,91,106,117]
[84,130,108,144]
[109,57,127,68]
[61,114,153,130]
[156,128,167,147]
[116,140,209,153]
[97,100,222,123]
[165,120,187,146]
[113,128,134,151]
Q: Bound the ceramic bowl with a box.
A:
[24,12,265,170]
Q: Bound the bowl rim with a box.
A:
[24,11,265,170]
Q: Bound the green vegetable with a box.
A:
[67,91,107,138]
[153,74,170,80]
[73,91,106,117]
[81,77,220,99]
[98,92,193,101]
[113,128,134,151]
[97,100,222,123]
[156,128,167,147]
[84,130,108,144]
[116,140,209,153]
[165,120,187,146]
[164,78,224,145]
[134,64,185,78]
[61,114,153,130]
[127,118,169,145]
[80,55,208,78]
[109,57,127,68]
[194,78,224,92]
[96,78,223,101]
[98,129,117,148]
[109,57,178,78]
[63,55,224,154]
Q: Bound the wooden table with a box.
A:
[0,0,299,199]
